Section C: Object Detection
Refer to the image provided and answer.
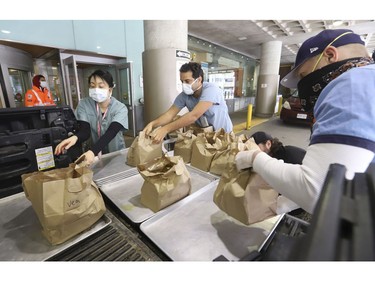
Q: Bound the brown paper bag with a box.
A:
[173,130,196,163]
[127,131,163,166]
[21,162,106,245]
[213,162,278,225]
[210,141,248,176]
[184,123,213,134]
[190,132,221,171]
[138,155,191,212]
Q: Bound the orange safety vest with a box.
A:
[24,85,56,107]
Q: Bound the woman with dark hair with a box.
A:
[55,70,128,165]
[250,131,306,164]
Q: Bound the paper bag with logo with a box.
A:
[21,159,106,245]
[213,161,278,225]
[138,155,191,212]
[173,130,196,163]
[127,131,163,167]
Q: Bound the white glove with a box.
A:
[235,149,260,171]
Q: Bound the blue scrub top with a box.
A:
[76,96,128,154]
[174,82,233,132]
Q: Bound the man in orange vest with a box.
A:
[24,75,56,107]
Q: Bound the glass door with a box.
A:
[115,63,136,137]
[8,68,31,108]
[62,56,81,109]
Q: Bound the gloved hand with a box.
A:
[235,149,261,171]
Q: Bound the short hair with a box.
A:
[179,62,204,81]
[88,70,114,88]
[372,50,375,61]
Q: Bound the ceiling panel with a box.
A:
[188,20,375,65]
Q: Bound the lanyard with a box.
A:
[96,102,110,158]
[96,103,109,138]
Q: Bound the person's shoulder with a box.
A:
[77,97,94,108]
[203,81,218,89]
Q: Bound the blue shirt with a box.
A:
[76,96,128,154]
[310,64,375,155]
[173,82,233,132]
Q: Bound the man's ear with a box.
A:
[325,46,339,63]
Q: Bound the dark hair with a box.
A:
[179,62,204,81]
[269,137,285,159]
[372,50,375,61]
[88,70,114,88]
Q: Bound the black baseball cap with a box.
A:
[250,131,273,145]
[281,29,364,89]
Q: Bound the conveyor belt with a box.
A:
[47,209,164,261]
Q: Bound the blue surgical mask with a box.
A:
[89,88,109,103]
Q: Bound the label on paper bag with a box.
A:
[35,146,55,171]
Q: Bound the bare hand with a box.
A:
[149,127,168,144]
[143,123,154,136]
[81,150,96,165]
[55,135,78,155]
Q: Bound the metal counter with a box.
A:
[98,165,218,224]
[0,192,111,261]
[140,183,280,261]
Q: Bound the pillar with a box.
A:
[254,41,282,117]
[143,20,190,124]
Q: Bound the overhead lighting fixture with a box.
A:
[96,46,101,49]
[332,20,344,27]
[1,30,11,34]
[238,36,247,41]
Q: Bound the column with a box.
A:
[143,20,190,124]
[254,41,282,117]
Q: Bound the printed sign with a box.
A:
[176,50,191,59]
[35,146,55,171]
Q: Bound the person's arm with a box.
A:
[75,120,90,142]
[54,120,90,155]
[143,105,181,135]
[150,101,213,143]
[252,143,374,214]
[91,121,124,155]
[24,90,35,107]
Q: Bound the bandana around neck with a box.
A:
[297,57,374,112]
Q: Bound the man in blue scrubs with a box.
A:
[143,62,233,143]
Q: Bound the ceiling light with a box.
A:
[1,30,11,34]
[238,36,247,41]
[332,20,344,27]
[96,46,101,49]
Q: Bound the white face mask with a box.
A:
[182,78,198,95]
[40,81,48,88]
[89,88,109,103]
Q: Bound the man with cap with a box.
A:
[236,29,375,214]
[25,75,56,107]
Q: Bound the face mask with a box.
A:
[89,88,109,103]
[182,78,198,95]
[297,57,373,112]
[40,81,48,88]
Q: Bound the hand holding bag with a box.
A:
[127,131,163,166]
[213,160,278,225]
